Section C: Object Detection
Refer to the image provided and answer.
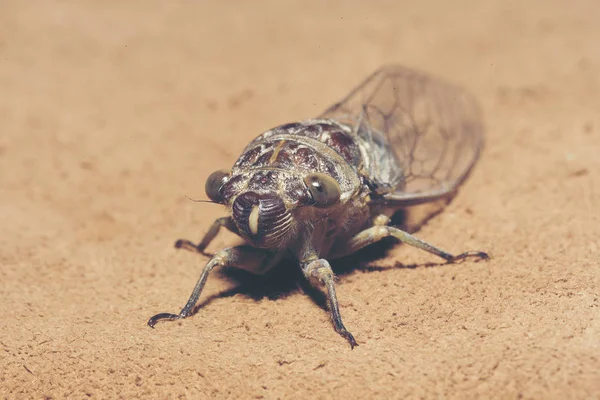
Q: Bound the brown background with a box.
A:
[1,1,599,398]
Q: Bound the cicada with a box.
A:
[148,65,489,348]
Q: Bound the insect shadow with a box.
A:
[186,204,453,317]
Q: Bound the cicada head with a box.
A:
[204,167,342,249]
[231,191,293,248]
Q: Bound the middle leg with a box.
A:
[175,216,239,255]
[329,221,489,262]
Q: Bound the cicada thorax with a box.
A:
[217,119,369,249]
[239,119,364,171]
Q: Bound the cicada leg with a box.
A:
[175,216,239,255]
[301,257,358,349]
[329,215,489,263]
[148,245,274,327]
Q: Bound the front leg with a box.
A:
[148,245,275,327]
[175,216,239,255]
[301,257,358,349]
[329,218,489,262]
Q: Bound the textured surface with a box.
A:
[1,1,599,398]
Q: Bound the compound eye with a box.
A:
[303,173,341,208]
[205,169,231,203]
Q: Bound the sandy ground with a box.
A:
[1,1,599,398]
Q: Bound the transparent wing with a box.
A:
[320,65,484,205]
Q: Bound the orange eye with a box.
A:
[303,173,341,208]
[205,169,231,203]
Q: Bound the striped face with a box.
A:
[230,191,293,248]
[206,119,364,249]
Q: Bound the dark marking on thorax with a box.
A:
[236,120,363,171]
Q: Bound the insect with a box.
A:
[148,65,489,348]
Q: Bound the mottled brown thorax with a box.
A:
[220,119,366,208]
